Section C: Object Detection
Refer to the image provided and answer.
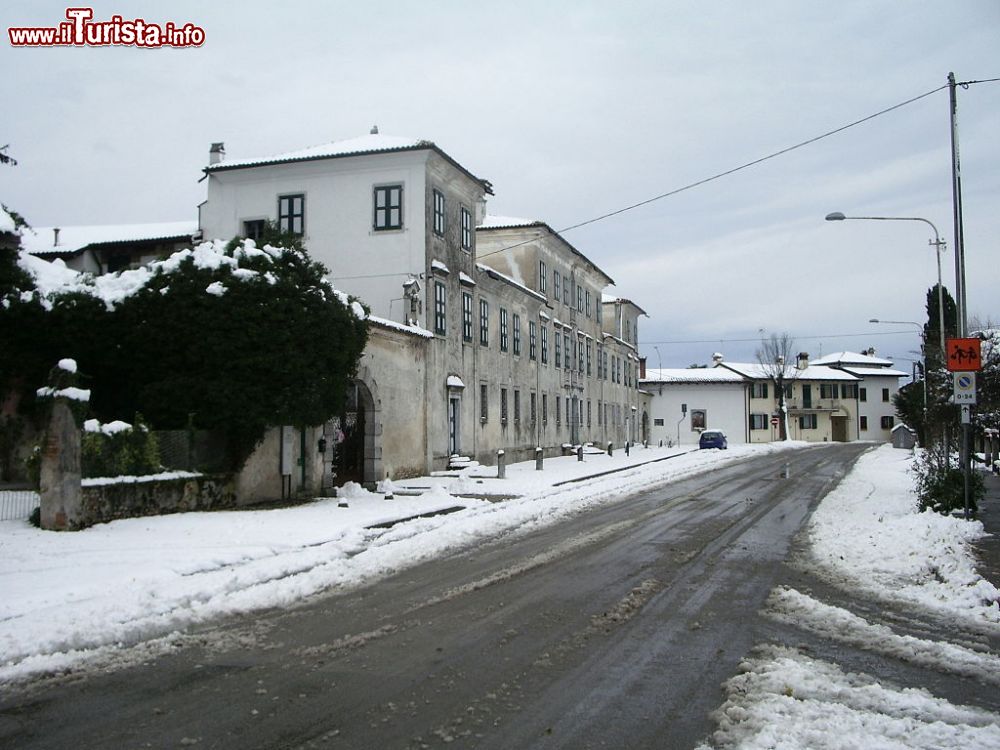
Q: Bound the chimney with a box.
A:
[370,124,379,135]
[797,352,810,370]
[712,352,724,365]
[209,142,225,165]
[53,227,60,246]
[639,357,646,379]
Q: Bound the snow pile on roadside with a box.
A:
[703,645,1000,750]
[807,444,1000,627]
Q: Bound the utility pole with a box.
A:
[948,72,971,520]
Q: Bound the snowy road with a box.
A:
[0,443,890,749]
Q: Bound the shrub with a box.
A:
[81,415,161,478]
[912,447,984,517]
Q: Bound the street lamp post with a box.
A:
[825,212,947,359]
[869,318,927,414]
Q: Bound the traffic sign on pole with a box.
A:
[946,338,982,371]
[953,371,977,404]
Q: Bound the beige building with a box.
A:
[717,355,861,443]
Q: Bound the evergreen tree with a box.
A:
[2,235,368,469]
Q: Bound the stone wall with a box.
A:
[79,473,236,527]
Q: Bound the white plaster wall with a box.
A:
[646,383,748,447]
[200,151,430,321]
[858,376,900,442]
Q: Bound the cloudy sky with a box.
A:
[3,1,998,368]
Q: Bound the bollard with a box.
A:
[781,462,790,479]
[535,447,544,471]
[625,441,630,456]
[577,445,584,462]
[497,449,506,479]
[607,441,613,457]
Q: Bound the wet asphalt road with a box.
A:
[2,444,876,749]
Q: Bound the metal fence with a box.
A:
[0,489,39,522]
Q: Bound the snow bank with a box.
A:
[807,445,1000,627]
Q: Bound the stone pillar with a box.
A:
[39,399,83,530]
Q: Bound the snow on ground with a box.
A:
[0,441,802,685]
[705,444,1000,749]
[704,645,1000,750]
[807,444,1000,628]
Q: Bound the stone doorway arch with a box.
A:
[324,370,383,490]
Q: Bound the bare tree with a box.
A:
[756,332,799,440]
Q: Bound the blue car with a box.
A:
[699,429,728,450]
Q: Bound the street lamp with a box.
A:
[825,212,947,358]
[869,318,926,411]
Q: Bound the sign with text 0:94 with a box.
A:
[953,372,977,405]
[946,338,982,372]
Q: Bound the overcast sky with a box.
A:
[3,1,998,369]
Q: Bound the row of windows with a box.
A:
[750,382,874,401]
[538,261,602,322]
[431,290,639,384]
[749,414,895,431]
[255,188,473,250]
[477,384,633,428]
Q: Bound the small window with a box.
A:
[278,194,304,235]
[539,260,548,293]
[374,185,403,230]
[480,384,488,422]
[434,281,447,334]
[460,206,472,250]
[577,284,584,312]
[540,326,548,364]
[691,409,707,431]
[882,388,890,402]
[563,274,571,305]
[587,400,592,427]
[586,342,592,376]
[585,290,592,317]
[555,334,562,368]
[750,413,768,430]
[820,384,838,399]
[530,392,536,423]
[653,418,664,427]
[860,388,867,402]
[542,393,548,424]
[500,308,509,352]
[800,414,818,429]
[500,387,508,423]
[513,314,521,355]
[860,416,868,431]
[556,395,561,425]
[529,321,537,361]
[243,219,266,242]
[513,390,521,423]
[553,272,561,302]
[842,384,858,399]
[881,415,894,429]
[433,190,446,236]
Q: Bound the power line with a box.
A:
[478,83,950,260]
[644,329,922,347]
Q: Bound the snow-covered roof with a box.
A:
[20,221,197,256]
[642,368,746,384]
[811,351,894,367]
[839,366,909,378]
[431,258,450,274]
[601,295,648,316]
[475,262,547,303]
[478,215,543,230]
[367,315,434,339]
[718,362,859,381]
[446,375,466,389]
[205,133,493,194]
[476,216,614,287]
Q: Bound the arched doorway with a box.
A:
[325,378,381,488]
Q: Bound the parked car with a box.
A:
[699,429,728,450]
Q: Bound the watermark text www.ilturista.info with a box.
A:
[8,7,205,48]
